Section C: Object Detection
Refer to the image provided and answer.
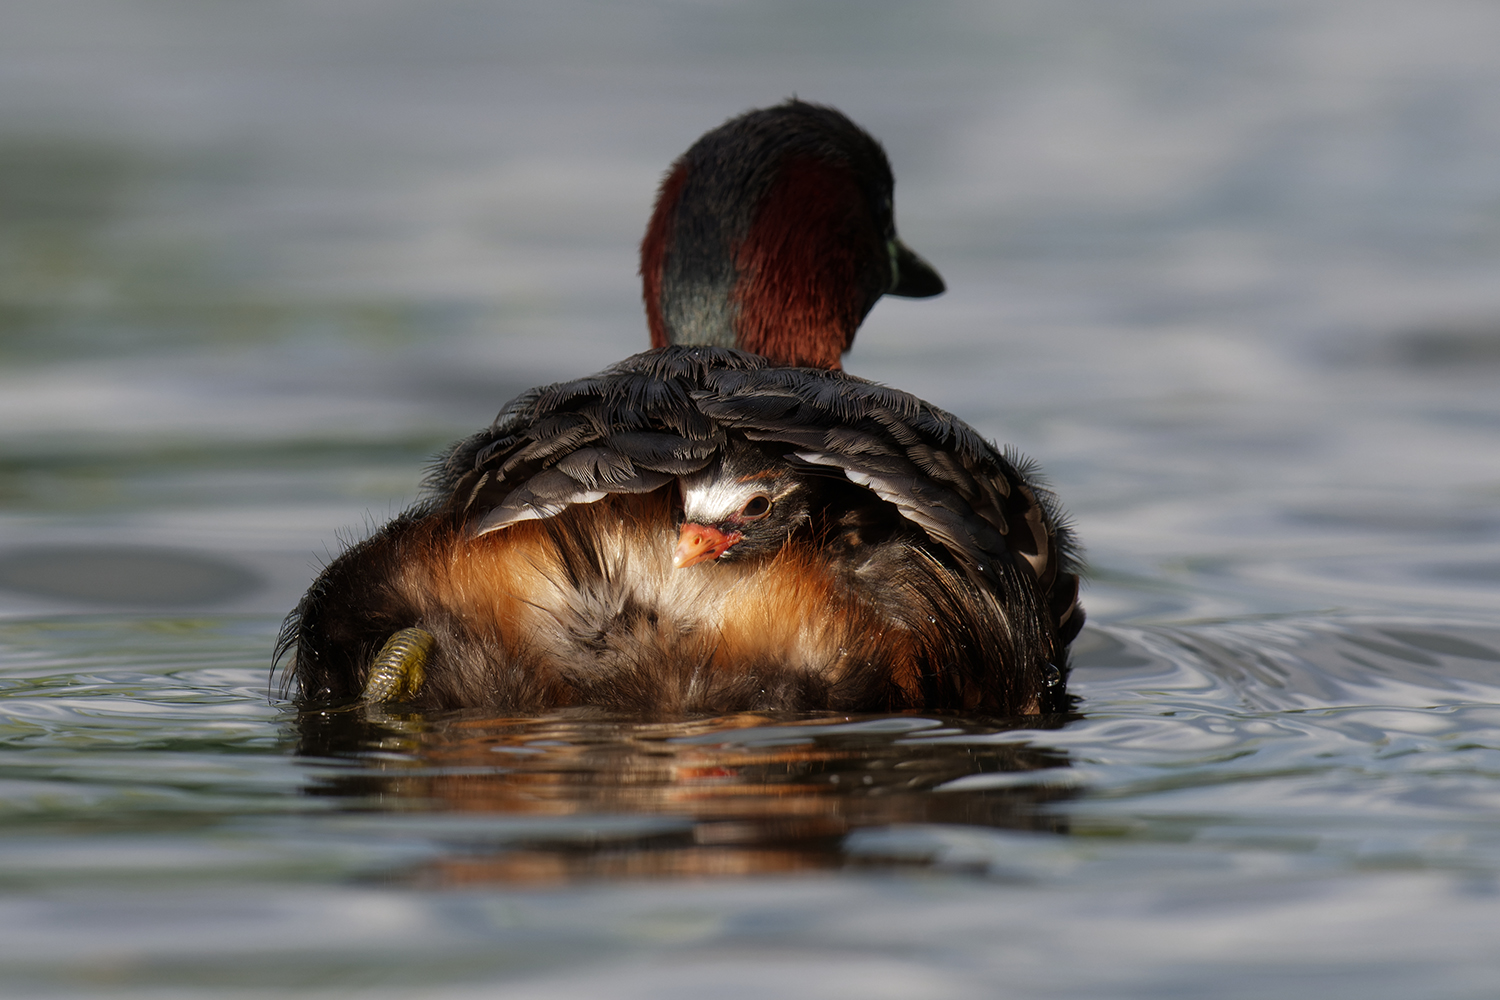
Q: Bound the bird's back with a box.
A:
[286,347,1083,715]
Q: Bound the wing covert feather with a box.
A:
[427,347,1080,618]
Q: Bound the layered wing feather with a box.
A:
[430,346,1081,641]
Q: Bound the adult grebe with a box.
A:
[281,101,1083,716]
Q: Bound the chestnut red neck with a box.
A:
[640,100,942,370]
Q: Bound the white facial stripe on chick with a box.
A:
[680,470,766,523]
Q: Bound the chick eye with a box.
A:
[740,495,771,519]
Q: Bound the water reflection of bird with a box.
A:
[281,101,1084,716]
[295,711,1073,883]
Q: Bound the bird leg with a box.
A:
[362,627,435,704]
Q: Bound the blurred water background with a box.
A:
[2,0,1500,996]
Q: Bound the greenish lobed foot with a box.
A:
[361,627,434,704]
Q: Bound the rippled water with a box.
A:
[3,0,1500,996]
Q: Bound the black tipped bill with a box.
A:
[888,239,945,297]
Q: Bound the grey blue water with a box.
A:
[2,1,1499,995]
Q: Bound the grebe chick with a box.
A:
[672,440,819,568]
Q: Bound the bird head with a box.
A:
[640,100,944,370]
[673,442,815,568]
